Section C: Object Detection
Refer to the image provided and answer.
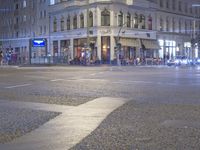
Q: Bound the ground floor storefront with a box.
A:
[50,36,160,65]
[1,33,197,65]
[157,34,199,63]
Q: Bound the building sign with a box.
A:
[32,39,46,47]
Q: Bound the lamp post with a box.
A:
[116,21,130,66]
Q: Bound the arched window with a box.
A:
[133,13,138,28]
[148,15,152,30]
[101,9,110,26]
[88,11,93,27]
[118,11,123,27]
[60,16,64,31]
[53,17,57,32]
[127,12,131,28]
[80,13,84,28]
[139,14,145,29]
[67,15,70,30]
[73,14,77,29]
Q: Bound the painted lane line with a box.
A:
[90,73,96,76]
[5,84,32,89]
[24,75,50,79]
[50,79,64,82]
[1,97,129,150]
[113,80,179,86]
[98,72,104,74]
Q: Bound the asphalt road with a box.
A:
[1,65,200,149]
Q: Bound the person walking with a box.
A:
[0,51,3,66]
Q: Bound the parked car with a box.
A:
[167,56,192,66]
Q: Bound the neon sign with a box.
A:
[32,39,46,47]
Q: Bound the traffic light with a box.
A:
[117,43,121,50]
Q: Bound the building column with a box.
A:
[96,7,100,27]
[97,35,101,60]
[110,10,114,26]
[70,38,74,59]
[110,36,115,61]
[58,40,61,56]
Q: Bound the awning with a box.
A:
[119,38,140,47]
[141,39,160,50]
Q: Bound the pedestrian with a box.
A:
[0,51,3,66]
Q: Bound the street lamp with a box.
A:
[116,22,129,66]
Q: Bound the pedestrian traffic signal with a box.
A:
[117,43,121,50]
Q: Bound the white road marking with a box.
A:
[1,97,128,150]
[90,73,96,76]
[113,80,179,86]
[24,75,50,79]
[5,84,31,89]
[50,79,64,82]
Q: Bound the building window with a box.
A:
[15,3,19,10]
[16,31,19,38]
[40,11,43,19]
[179,20,181,33]
[101,9,110,26]
[160,18,163,31]
[118,11,123,27]
[166,17,169,31]
[60,16,64,31]
[44,10,46,18]
[40,26,42,34]
[160,0,163,8]
[44,25,46,34]
[73,15,77,29]
[185,21,187,34]
[148,15,152,30]
[133,13,138,28]
[23,15,26,22]
[172,0,176,10]
[80,14,84,28]
[127,12,131,28]
[88,11,93,27]
[172,19,175,32]
[67,16,70,30]
[166,0,169,9]
[50,0,55,5]
[23,0,27,8]
[53,17,57,32]
[189,7,193,14]
[185,3,188,13]
[178,1,182,12]
[195,7,198,14]
[139,14,145,29]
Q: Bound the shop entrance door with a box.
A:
[101,36,110,64]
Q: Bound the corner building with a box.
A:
[49,0,160,64]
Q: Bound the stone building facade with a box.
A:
[0,0,200,64]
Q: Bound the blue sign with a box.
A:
[32,39,46,47]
